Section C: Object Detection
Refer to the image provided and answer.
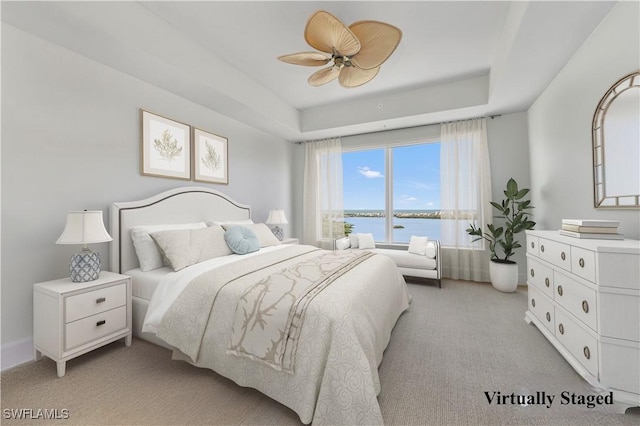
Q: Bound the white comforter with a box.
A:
[142,245,411,425]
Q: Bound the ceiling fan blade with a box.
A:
[349,21,402,70]
[308,66,341,86]
[338,66,380,88]
[278,52,331,67]
[304,10,360,56]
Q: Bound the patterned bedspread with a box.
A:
[145,244,411,425]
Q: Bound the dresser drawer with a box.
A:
[539,238,571,272]
[571,246,595,283]
[528,286,555,334]
[527,257,554,298]
[65,282,127,323]
[555,309,599,377]
[65,306,127,351]
[527,235,539,257]
[554,270,598,332]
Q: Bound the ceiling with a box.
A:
[2,1,616,141]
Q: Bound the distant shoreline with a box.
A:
[344,211,441,219]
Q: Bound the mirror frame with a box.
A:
[592,71,640,208]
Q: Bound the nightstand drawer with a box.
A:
[65,282,127,323]
[65,306,127,351]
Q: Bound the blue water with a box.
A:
[346,217,441,243]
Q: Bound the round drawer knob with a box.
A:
[557,285,563,296]
[541,245,545,253]
[530,268,535,277]
[582,300,589,313]
[545,277,550,288]
[579,258,585,268]
[559,323,564,335]
[561,252,566,261]
[546,312,551,322]
[531,298,536,308]
[583,346,591,360]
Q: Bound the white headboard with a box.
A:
[110,187,251,273]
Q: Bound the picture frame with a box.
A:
[193,127,229,184]
[140,109,191,180]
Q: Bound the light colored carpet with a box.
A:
[2,279,639,425]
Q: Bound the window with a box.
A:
[342,142,440,244]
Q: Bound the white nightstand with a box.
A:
[281,238,299,244]
[33,271,132,377]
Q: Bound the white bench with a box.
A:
[335,237,442,288]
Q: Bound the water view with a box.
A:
[344,210,441,243]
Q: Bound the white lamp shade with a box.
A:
[56,211,113,245]
[266,209,288,225]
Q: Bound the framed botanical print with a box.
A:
[141,110,191,180]
[193,127,229,184]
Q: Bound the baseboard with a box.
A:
[1,337,34,372]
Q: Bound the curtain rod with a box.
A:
[293,114,502,145]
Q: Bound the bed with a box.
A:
[110,187,411,425]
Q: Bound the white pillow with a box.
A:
[358,233,376,250]
[150,225,232,271]
[224,223,280,248]
[425,241,437,259]
[348,233,360,249]
[335,237,351,250]
[408,236,429,256]
[130,222,206,271]
[206,219,254,227]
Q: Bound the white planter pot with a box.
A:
[489,260,518,293]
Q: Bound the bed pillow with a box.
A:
[224,226,260,255]
[348,233,360,249]
[357,233,376,250]
[130,222,207,271]
[408,236,429,256]
[150,225,232,271]
[335,237,351,250]
[425,241,437,259]
[206,219,254,227]
[223,223,280,248]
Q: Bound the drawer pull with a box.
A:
[559,323,564,334]
[541,245,545,253]
[531,298,536,308]
[545,277,550,288]
[531,241,535,249]
[561,252,566,261]
[530,268,535,278]
[583,346,591,360]
[546,312,551,322]
[579,258,585,268]
[96,320,106,327]
[96,297,106,304]
[582,300,589,313]
[557,285,563,296]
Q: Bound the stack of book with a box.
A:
[560,219,623,240]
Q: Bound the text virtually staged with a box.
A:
[484,391,615,409]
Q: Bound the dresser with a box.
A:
[525,230,640,411]
[33,271,132,377]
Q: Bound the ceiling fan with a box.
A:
[278,10,402,88]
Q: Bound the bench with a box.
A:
[335,236,442,288]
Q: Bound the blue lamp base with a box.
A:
[70,251,101,282]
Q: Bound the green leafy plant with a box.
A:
[466,178,535,262]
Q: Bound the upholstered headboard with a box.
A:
[110,187,251,273]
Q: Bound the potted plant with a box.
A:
[466,178,536,292]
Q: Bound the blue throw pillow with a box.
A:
[224,226,260,255]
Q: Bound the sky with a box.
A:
[342,143,440,211]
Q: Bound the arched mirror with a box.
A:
[593,71,640,208]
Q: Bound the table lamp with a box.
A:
[266,209,288,241]
[56,210,113,282]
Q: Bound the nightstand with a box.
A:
[33,271,132,377]
[281,238,299,244]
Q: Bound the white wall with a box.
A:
[528,1,640,239]
[1,25,292,367]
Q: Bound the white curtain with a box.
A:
[303,138,345,248]
[440,118,492,282]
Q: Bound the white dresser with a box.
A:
[524,230,640,411]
